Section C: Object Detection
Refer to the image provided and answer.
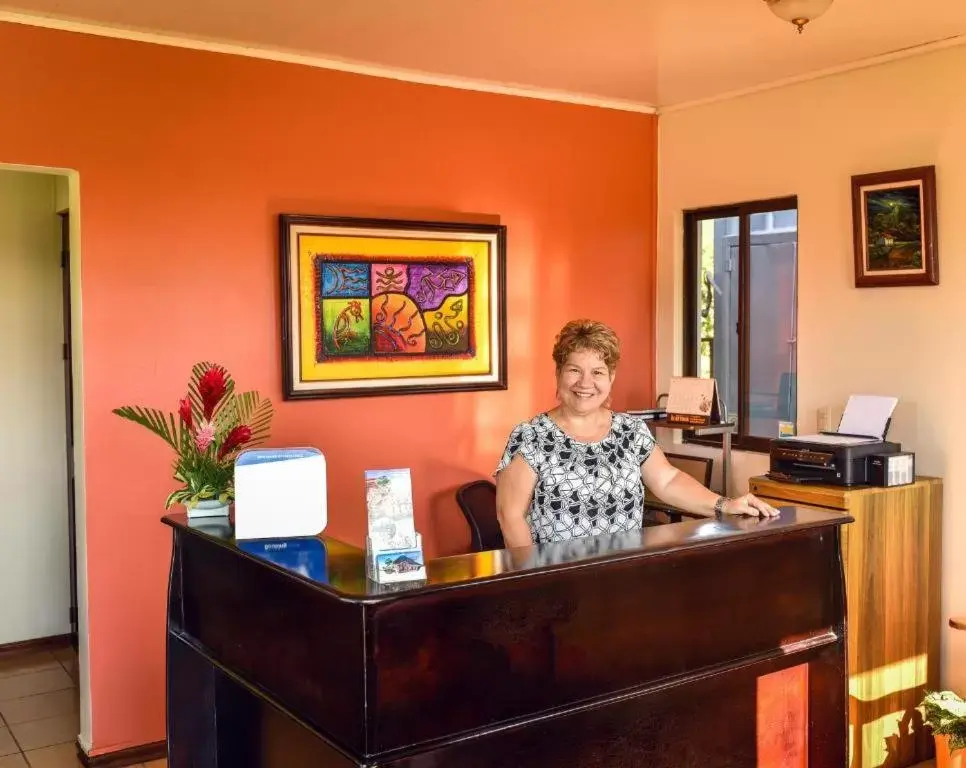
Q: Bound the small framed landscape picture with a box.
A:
[851,165,938,288]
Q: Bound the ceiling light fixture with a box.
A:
[763,0,834,33]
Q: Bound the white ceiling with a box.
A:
[2,0,966,109]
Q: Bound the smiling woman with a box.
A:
[494,319,779,547]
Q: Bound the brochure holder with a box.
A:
[365,532,427,584]
[364,468,427,584]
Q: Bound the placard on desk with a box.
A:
[234,448,327,540]
[665,376,724,427]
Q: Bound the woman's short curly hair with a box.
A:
[552,319,621,373]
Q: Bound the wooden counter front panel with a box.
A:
[367,528,843,753]
[384,646,845,768]
[176,534,368,756]
[165,509,852,768]
[748,476,942,768]
[171,642,844,768]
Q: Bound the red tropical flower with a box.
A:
[178,398,193,431]
[198,365,228,420]
[218,424,252,460]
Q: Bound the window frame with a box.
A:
[682,195,799,454]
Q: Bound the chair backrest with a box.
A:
[455,480,505,552]
[664,452,714,489]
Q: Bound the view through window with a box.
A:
[684,197,798,451]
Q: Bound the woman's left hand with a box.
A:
[721,493,780,518]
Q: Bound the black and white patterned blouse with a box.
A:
[495,412,656,544]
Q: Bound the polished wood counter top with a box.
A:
[162,505,851,604]
[163,506,853,767]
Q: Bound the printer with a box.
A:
[768,394,906,486]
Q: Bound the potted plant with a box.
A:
[920,690,966,768]
[113,361,273,516]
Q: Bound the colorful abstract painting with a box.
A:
[280,215,506,399]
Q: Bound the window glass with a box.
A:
[694,216,739,421]
[685,201,798,449]
[747,209,798,438]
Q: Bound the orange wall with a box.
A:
[0,22,657,754]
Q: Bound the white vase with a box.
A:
[186,499,230,519]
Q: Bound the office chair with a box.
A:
[455,480,505,552]
[664,452,714,488]
[644,453,713,523]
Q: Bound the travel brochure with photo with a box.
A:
[364,467,427,583]
[365,468,417,549]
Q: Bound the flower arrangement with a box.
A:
[920,690,966,755]
[113,362,273,509]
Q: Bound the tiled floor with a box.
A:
[0,643,165,768]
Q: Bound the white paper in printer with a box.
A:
[836,394,898,438]
[785,394,898,445]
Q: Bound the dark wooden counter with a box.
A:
[163,506,852,767]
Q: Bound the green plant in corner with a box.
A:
[113,362,273,508]
[920,690,966,752]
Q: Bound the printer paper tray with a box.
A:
[766,471,831,485]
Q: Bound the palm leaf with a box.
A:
[246,399,274,446]
[232,390,274,445]
[113,405,179,449]
[185,361,209,422]
[212,392,241,435]
[211,390,273,446]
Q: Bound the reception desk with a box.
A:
[162,507,851,767]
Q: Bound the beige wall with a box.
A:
[0,169,71,644]
[658,44,966,691]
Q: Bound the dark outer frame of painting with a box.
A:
[850,165,938,288]
[279,213,507,400]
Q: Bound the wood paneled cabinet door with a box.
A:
[748,476,943,768]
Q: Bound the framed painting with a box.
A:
[851,165,939,288]
[279,214,507,400]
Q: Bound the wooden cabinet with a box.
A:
[749,475,943,768]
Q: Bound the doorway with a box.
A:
[0,169,82,762]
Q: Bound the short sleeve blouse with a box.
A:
[495,411,656,544]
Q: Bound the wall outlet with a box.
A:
[817,406,832,433]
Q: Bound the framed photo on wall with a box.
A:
[279,214,507,400]
[851,165,939,288]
